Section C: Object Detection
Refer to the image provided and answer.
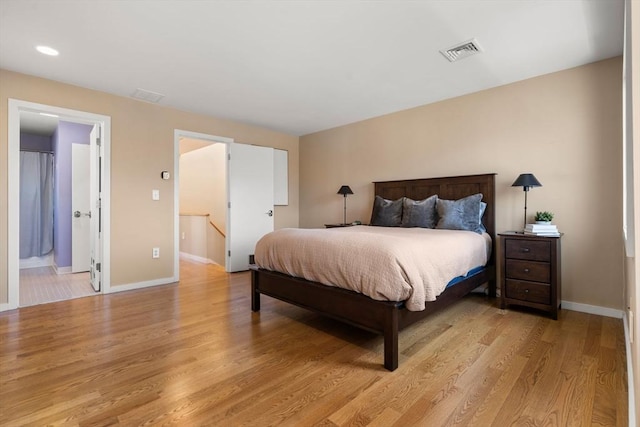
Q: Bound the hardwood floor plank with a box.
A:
[520,329,579,425]
[592,347,623,426]
[0,260,627,426]
[328,302,494,425]
[491,339,555,426]
[583,314,604,358]
[466,354,529,426]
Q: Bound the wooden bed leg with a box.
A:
[251,269,260,312]
[384,309,399,371]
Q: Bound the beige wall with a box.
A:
[300,57,623,310]
[0,69,299,302]
[179,215,209,260]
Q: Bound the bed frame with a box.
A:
[250,173,496,371]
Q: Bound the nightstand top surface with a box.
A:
[499,231,563,238]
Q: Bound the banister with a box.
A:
[209,220,225,238]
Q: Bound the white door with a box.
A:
[89,125,102,291]
[227,143,274,272]
[71,143,90,272]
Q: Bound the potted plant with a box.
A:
[535,211,554,224]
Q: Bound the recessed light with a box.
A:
[36,45,59,56]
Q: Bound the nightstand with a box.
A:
[499,232,562,319]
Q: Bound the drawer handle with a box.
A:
[524,289,529,293]
[521,247,530,253]
[523,268,530,273]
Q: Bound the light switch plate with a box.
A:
[152,189,160,200]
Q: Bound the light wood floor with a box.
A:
[0,260,627,426]
[20,266,95,307]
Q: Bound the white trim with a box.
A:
[0,303,17,312]
[105,277,176,294]
[623,312,637,427]
[179,251,213,264]
[8,101,20,311]
[19,254,53,269]
[561,300,624,319]
[5,99,111,312]
[173,129,233,279]
[101,119,112,294]
[53,264,73,275]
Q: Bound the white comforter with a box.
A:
[254,226,491,311]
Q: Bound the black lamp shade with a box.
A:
[511,174,542,190]
[337,185,353,196]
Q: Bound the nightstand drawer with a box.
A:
[505,259,550,283]
[505,280,550,304]
[505,239,550,262]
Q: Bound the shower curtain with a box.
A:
[20,151,54,259]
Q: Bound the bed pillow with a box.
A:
[401,195,438,228]
[370,196,403,227]
[436,193,485,233]
[478,201,487,232]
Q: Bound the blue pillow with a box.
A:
[370,196,403,227]
[479,201,487,232]
[402,195,437,228]
[436,193,485,233]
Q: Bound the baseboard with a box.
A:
[19,254,52,269]
[179,251,213,264]
[0,302,18,313]
[623,312,637,427]
[53,264,72,275]
[106,276,176,294]
[561,300,624,319]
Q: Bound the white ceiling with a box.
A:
[19,111,59,136]
[0,0,625,136]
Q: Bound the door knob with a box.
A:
[74,210,91,218]
[266,210,273,217]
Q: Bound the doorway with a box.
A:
[174,130,232,280]
[178,136,228,269]
[173,129,276,278]
[6,99,111,310]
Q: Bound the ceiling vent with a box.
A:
[440,38,483,62]
[131,88,165,103]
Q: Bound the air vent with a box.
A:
[131,88,165,103]
[440,38,483,62]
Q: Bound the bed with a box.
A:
[250,173,496,371]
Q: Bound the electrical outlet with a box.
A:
[152,247,160,258]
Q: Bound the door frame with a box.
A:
[6,99,111,310]
[173,129,233,279]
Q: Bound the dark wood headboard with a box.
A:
[373,173,497,244]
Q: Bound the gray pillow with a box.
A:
[436,193,485,233]
[402,195,438,228]
[370,196,403,227]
